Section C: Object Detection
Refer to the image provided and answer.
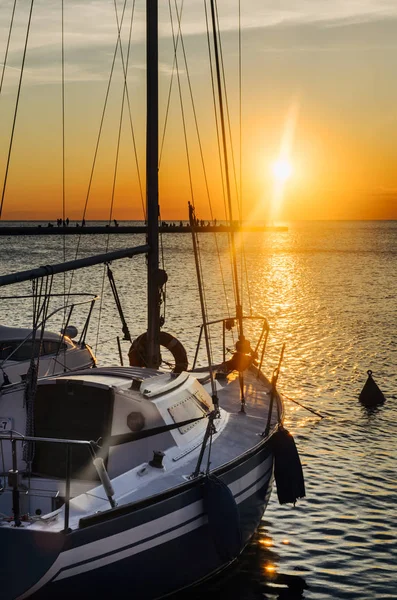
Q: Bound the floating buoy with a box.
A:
[359,370,386,407]
[203,474,242,562]
[272,427,305,505]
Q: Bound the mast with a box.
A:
[146,0,161,368]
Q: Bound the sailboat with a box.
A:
[0,319,96,390]
[0,2,305,599]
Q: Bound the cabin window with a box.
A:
[42,340,68,355]
[0,340,67,361]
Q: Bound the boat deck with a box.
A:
[0,367,280,533]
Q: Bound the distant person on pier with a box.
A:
[66,217,69,226]
[114,219,119,227]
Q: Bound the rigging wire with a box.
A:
[60,0,128,353]
[0,0,17,96]
[107,265,131,341]
[213,2,253,331]
[169,0,214,364]
[215,3,241,225]
[110,0,145,223]
[61,0,66,230]
[158,206,167,326]
[219,2,253,320]
[238,0,242,225]
[107,0,133,235]
[61,0,67,330]
[94,0,130,355]
[204,1,237,335]
[203,2,227,221]
[66,0,128,317]
[0,0,35,220]
[158,1,188,329]
[68,0,129,290]
[168,3,194,204]
[96,0,138,351]
[238,1,252,317]
[173,0,231,326]
[238,0,243,312]
[208,0,243,338]
[107,0,144,238]
[159,2,184,166]
[77,0,128,234]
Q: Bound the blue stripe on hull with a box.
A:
[28,442,274,599]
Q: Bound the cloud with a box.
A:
[1,0,397,87]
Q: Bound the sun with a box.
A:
[271,158,293,183]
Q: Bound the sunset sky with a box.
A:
[0,0,397,221]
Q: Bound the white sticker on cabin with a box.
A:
[0,417,12,431]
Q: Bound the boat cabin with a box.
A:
[0,368,214,516]
[0,325,95,387]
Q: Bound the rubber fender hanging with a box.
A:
[128,331,188,374]
[359,370,386,407]
[203,474,242,562]
[272,426,305,505]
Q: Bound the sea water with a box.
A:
[0,220,396,599]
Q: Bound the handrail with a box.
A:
[0,431,97,447]
[0,413,207,530]
[0,432,100,532]
[192,314,269,370]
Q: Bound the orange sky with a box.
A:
[1,2,397,221]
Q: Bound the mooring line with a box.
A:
[282,393,325,419]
